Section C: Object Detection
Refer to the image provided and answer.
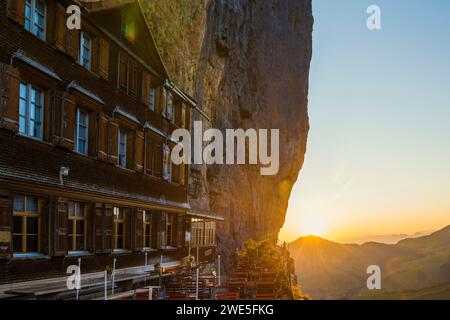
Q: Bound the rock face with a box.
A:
[144,0,313,264]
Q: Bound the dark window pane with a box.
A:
[116,236,123,249]
[13,235,23,252]
[76,235,85,251]
[68,220,74,236]
[13,216,23,234]
[76,221,85,236]
[117,223,123,236]
[26,217,39,234]
[26,235,39,252]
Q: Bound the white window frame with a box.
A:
[166,92,173,121]
[162,144,172,181]
[118,129,127,168]
[75,108,89,155]
[79,32,92,71]
[19,82,44,140]
[24,0,46,40]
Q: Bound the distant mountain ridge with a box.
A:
[288,225,450,299]
[335,230,434,245]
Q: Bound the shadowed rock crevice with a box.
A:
[144,0,313,264]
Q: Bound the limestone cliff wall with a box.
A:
[144,0,313,262]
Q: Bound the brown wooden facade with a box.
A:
[0,0,212,285]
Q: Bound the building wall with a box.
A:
[0,0,200,284]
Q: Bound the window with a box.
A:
[171,164,180,184]
[174,102,183,127]
[19,82,44,139]
[68,202,87,252]
[75,109,89,155]
[204,221,216,246]
[166,91,173,120]
[79,32,92,70]
[190,219,216,247]
[143,211,153,248]
[146,137,162,178]
[165,214,175,247]
[113,207,126,249]
[149,86,155,111]
[191,218,202,247]
[13,195,41,254]
[118,129,127,168]
[25,0,46,40]
[118,53,137,98]
[162,144,171,181]
[180,163,185,185]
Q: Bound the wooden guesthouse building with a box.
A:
[0,0,220,294]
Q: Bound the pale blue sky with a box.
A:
[280,0,450,242]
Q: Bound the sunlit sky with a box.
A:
[279,0,450,243]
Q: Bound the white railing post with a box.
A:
[111,258,117,295]
[218,255,221,287]
[76,258,81,300]
[196,268,199,300]
[104,270,108,300]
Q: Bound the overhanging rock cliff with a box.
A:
[144,0,313,263]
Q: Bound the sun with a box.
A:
[299,213,328,237]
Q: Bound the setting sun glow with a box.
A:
[296,213,328,238]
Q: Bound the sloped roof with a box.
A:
[81,0,135,12]
[81,0,170,80]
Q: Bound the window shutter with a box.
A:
[108,122,119,165]
[180,163,185,186]
[134,132,144,172]
[103,204,113,252]
[40,198,49,255]
[94,202,104,253]
[125,208,132,250]
[134,209,144,251]
[62,94,76,150]
[67,29,80,62]
[154,87,160,113]
[91,37,99,74]
[0,190,13,260]
[98,38,109,80]
[50,90,63,145]
[155,213,161,249]
[172,164,180,184]
[0,64,20,133]
[141,73,150,107]
[181,104,186,128]
[159,212,167,248]
[97,113,108,161]
[176,214,184,248]
[54,3,67,52]
[7,0,25,26]
[81,203,93,253]
[54,197,68,256]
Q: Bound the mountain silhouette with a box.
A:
[288,226,450,299]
